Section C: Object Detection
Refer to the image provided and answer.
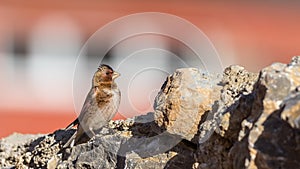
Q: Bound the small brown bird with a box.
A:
[64,64,121,147]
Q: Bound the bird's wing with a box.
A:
[79,89,94,117]
[78,89,101,126]
[65,89,94,130]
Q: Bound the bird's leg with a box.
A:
[89,127,96,136]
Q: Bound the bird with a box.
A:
[64,64,121,147]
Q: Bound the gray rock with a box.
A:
[195,57,300,169]
[242,57,300,169]
[154,68,221,143]
[1,57,300,169]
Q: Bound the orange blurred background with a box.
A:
[1,1,300,138]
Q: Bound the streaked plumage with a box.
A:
[64,64,120,147]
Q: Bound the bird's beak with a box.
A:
[112,71,120,80]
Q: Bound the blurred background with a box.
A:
[1,0,300,138]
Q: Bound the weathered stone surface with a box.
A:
[195,56,300,169]
[0,133,44,169]
[242,58,300,169]
[58,132,125,169]
[194,65,259,169]
[154,68,221,142]
[1,57,300,169]
[123,151,177,169]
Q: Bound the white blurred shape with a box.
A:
[28,13,82,112]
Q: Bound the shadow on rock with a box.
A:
[116,112,197,169]
[254,102,300,168]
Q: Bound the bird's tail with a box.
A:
[63,131,77,148]
[65,118,79,130]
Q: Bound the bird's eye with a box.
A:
[106,72,109,75]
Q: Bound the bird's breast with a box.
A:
[95,87,120,115]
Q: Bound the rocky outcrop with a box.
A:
[154,68,221,142]
[1,57,300,169]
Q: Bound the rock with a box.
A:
[124,151,177,169]
[197,65,258,144]
[58,133,124,169]
[193,65,259,169]
[0,133,44,168]
[241,57,300,169]
[281,94,300,129]
[195,56,300,169]
[1,56,300,169]
[154,68,222,142]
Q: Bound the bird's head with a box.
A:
[93,64,120,87]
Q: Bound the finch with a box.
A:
[64,64,121,147]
